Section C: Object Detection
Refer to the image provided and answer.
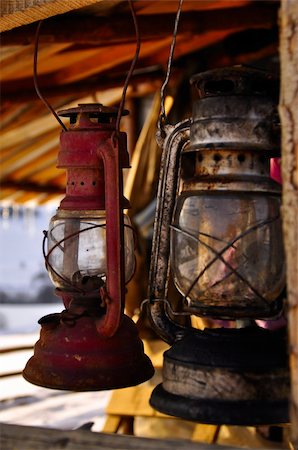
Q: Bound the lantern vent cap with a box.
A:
[191,66,279,100]
[58,103,129,118]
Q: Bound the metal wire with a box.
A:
[33,20,67,131]
[170,213,280,304]
[114,0,141,140]
[141,298,190,317]
[158,0,184,135]
[43,223,136,293]
[35,4,140,135]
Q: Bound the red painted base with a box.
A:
[23,313,154,391]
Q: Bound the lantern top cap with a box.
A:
[58,103,129,118]
[190,66,279,100]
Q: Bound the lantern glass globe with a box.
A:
[47,211,135,292]
[170,192,285,318]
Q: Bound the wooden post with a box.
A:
[279,0,298,444]
[0,422,228,450]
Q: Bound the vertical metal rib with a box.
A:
[148,120,190,344]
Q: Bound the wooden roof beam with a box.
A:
[1,5,278,46]
[0,179,64,194]
[1,70,164,104]
[0,0,109,33]
[51,37,174,84]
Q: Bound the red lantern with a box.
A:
[23,104,154,390]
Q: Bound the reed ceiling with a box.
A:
[0,0,280,206]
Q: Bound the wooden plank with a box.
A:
[9,147,58,180]
[0,132,60,177]
[1,5,277,46]
[0,94,103,150]
[0,333,37,352]
[28,165,64,183]
[0,422,233,450]
[0,381,110,429]
[51,37,173,84]
[0,345,33,355]
[39,193,62,205]
[102,415,123,433]
[0,117,61,152]
[0,349,33,377]
[144,28,241,68]
[0,188,17,201]
[279,0,298,446]
[0,180,64,194]
[1,43,72,81]
[6,190,49,204]
[0,103,50,133]
[0,45,25,63]
[0,0,109,32]
[105,384,168,419]
[191,424,219,444]
[0,46,102,81]
[0,46,34,67]
[1,66,163,105]
[48,172,66,185]
[135,0,250,15]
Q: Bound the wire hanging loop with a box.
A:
[140,298,190,317]
[113,0,141,147]
[34,21,67,131]
[158,0,184,136]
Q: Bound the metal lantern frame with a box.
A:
[147,67,289,425]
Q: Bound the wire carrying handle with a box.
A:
[34,21,67,131]
[34,0,141,136]
[158,0,184,136]
[113,0,141,145]
[141,298,190,317]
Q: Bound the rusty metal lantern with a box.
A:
[23,103,154,390]
[148,67,289,425]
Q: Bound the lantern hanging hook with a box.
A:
[158,0,184,137]
[33,20,67,131]
[113,0,141,146]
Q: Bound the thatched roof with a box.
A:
[0,0,279,205]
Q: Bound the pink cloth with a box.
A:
[255,316,287,330]
[270,157,282,184]
[257,158,285,330]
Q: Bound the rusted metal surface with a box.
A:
[148,67,288,424]
[148,120,190,344]
[189,68,280,153]
[189,67,280,153]
[23,103,154,390]
[55,103,130,337]
[58,103,129,118]
[148,66,285,330]
[23,312,154,391]
[150,327,289,425]
[57,103,129,211]
[175,68,284,319]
